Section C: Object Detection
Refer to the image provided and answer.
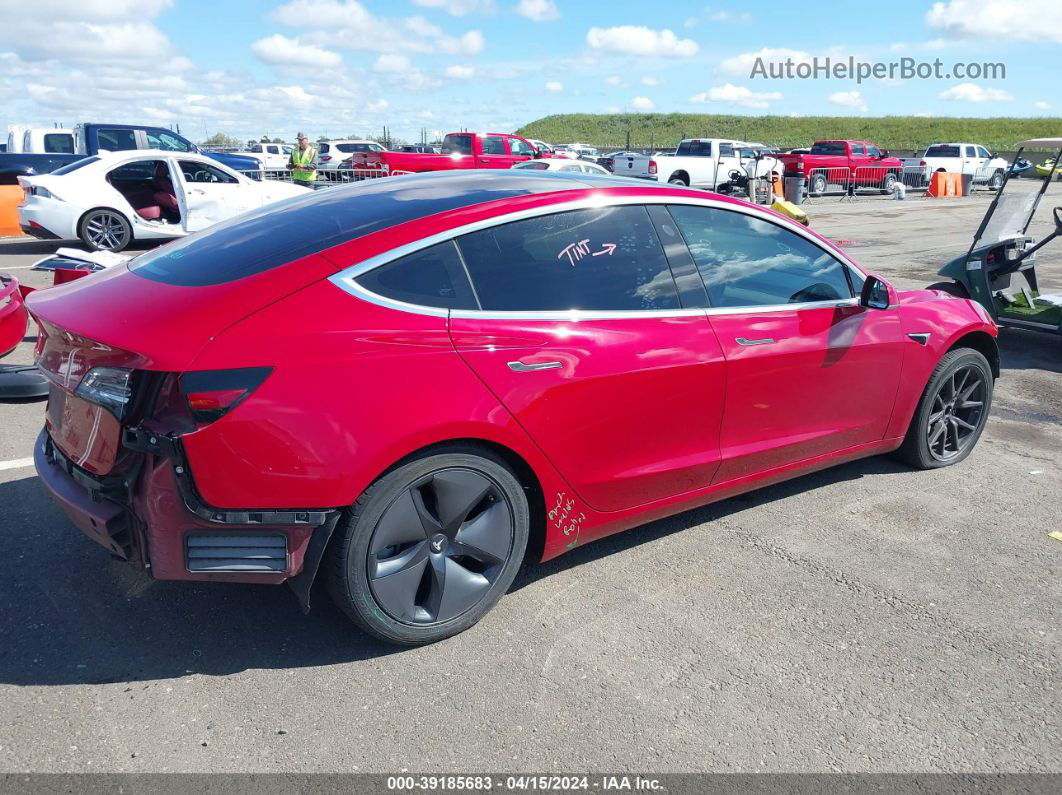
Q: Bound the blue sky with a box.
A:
[0,0,1057,143]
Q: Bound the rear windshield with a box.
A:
[129,171,588,287]
[810,142,847,156]
[925,145,960,157]
[51,156,100,175]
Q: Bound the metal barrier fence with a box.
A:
[238,167,392,185]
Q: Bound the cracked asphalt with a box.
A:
[0,182,1059,773]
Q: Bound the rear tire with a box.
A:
[893,348,993,470]
[808,173,827,196]
[79,208,132,252]
[668,174,689,186]
[326,446,529,645]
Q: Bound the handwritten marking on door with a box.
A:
[557,240,617,266]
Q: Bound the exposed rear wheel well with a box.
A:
[949,331,999,378]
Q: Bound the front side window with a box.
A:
[146,130,192,152]
[97,128,138,151]
[178,161,238,184]
[976,146,991,158]
[510,139,535,157]
[355,241,476,309]
[965,146,977,157]
[867,145,881,158]
[457,206,679,312]
[851,144,866,156]
[718,143,735,157]
[668,205,853,308]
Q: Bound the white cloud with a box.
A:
[545,80,564,92]
[709,10,751,23]
[938,82,1013,102]
[252,34,342,68]
[641,76,660,86]
[516,0,559,22]
[689,83,782,109]
[367,98,389,112]
[828,90,868,112]
[374,54,412,73]
[683,16,698,29]
[927,0,1062,44]
[444,64,476,78]
[413,0,490,16]
[586,26,699,57]
[605,75,622,86]
[1035,100,1052,110]
[720,47,811,75]
[628,96,655,111]
[270,0,486,55]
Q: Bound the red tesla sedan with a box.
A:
[28,171,998,645]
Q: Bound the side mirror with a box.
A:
[880,149,890,158]
[533,150,542,159]
[860,274,896,310]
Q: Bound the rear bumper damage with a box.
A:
[34,428,338,601]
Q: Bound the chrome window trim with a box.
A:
[329,193,868,321]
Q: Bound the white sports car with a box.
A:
[18,149,309,252]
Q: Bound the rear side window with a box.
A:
[96,128,138,151]
[809,142,847,156]
[668,205,853,308]
[457,206,679,311]
[43,134,74,154]
[676,141,712,157]
[355,241,476,309]
[443,134,472,155]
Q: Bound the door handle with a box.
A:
[735,337,775,346]
[507,360,562,372]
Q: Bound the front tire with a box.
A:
[893,348,993,470]
[79,208,132,252]
[880,172,898,194]
[326,446,529,645]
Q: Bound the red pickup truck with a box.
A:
[344,132,545,173]
[777,140,903,195]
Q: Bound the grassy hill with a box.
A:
[515,113,1062,153]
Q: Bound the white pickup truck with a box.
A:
[654,138,780,189]
[243,142,293,170]
[922,143,1009,189]
[5,126,75,154]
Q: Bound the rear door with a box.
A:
[449,204,727,513]
[667,203,905,483]
[475,135,513,168]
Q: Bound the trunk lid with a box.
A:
[28,254,335,474]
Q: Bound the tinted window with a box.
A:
[513,161,549,170]
[97,128,138,151]
[442,134,472,155]
[851,144,866,156]
[108,160,161,181]
[336,143,377,153]
[668,205,853,307]
[43,134,74,154]
[482,136,507,155]
[810,142,847,156]
[130,171,581,286]
[977,146,991,158]
[925,145,960,158]
[355,241,476,309]
[965,146,977,157]
[457,206,679,311]
[676,141,712,157]
[867,145,881,158]
[510,139,535,157]
[52,156,100,175]
[319,143,330,154]
[718,143,735,157]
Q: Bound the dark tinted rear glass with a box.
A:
[925,145,960,157]
[810,142,847,155]
[457,206,679,311]
[676,141,712,156]
[355,241,475,309]
[44,134,74,154]
[129,171,595,287]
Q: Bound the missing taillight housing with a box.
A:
[180,367,272,426]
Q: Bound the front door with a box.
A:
[176,160,256,232]
[667,203,905,483]
[449,204,727,513]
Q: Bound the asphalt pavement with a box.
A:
[0,186,1059,773]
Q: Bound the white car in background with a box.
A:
[921,143,1009,189]
[318,140,387,171]
[17,149,308,252]
[243,142,293,170]
[655,138,781,189]
[512,158,611,175]
[526,139,554,155]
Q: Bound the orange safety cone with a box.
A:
[927,172,963,198]
[772,172,784,199]
[0,186,25,237]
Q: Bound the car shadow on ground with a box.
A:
[997,327,1062,375]
[0,239,158,257]
[0,454,904,686]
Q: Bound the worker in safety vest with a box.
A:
[289,132,318,186]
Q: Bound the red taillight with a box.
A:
[648,160,657,175]
[920,160,927,167]
[320,155,332,162]
[180,367,272,426]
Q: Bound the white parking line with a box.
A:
[0,265,37,270]
[0,457,34,471]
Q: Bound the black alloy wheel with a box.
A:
[327,448,529,645]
